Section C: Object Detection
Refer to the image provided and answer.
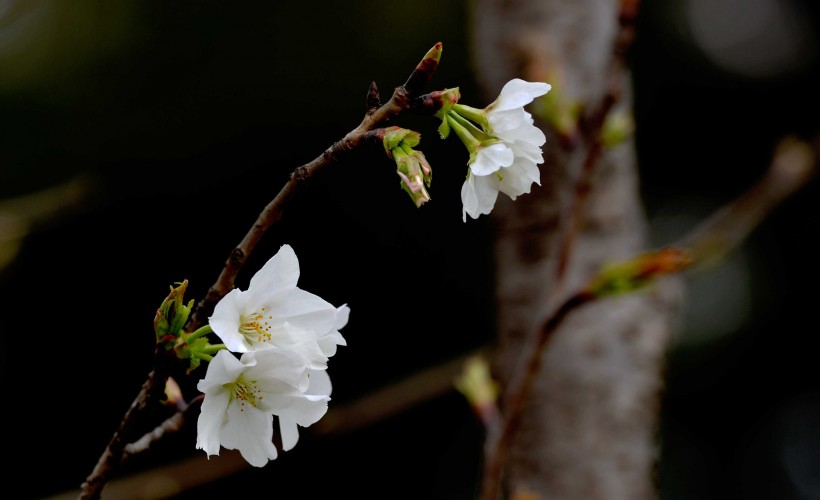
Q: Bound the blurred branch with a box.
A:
[479,134,818,499]
[0,175,95,271]
[677,136,817,269]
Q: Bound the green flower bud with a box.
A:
[154,280,194,344]
[383,126,420,156]
[396,150,432,207]
[382,127,433,208]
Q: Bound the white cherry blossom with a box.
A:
[196,349,329,467]
[209,244,342,369]
[451,79,551,221]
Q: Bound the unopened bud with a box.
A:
[154,280,193,343]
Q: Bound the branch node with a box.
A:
[229,248,245,267]
[292,165,311,182]
[367,81,381,114]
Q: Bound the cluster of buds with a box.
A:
[153,280,213,372]
[383,126,433,207]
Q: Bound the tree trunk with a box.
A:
[471,0,683,498]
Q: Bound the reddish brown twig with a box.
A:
[78,355,172,500]
[186,42,443,331]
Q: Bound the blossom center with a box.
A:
[229,376,263,411]
[239,307,274,344]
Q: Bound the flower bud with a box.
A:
[396,152,432,208]
[154,280,194,343]
[383,127,433,207]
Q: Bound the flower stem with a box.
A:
[202,344,227,354]
[187,324,213,342]
[191,352,214,362]
[452,103,488,129]
[446,113,481,155]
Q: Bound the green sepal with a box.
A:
[383,127,420,156]
[175,335,211,374]
[437,119,451,139]
[433,87,460,139]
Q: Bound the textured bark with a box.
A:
[471,0,683,498]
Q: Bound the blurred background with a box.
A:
[1,0,819,498]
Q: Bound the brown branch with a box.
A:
[186,42,443,331]
[121,395,204,462]
[78,355,171,500]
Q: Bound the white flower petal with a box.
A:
[494,79,551,111]
[496,119,546,147]
[208,289,252,353]
[281,393,329,427]
[318,332,345,357]
[195,388,230,457]
[248,244,300,301]
[306,368,332,397]
[316,304,349,356]
[334,304,350,330]
[265,323,328,370]
[244,349,309,389]
[221,403,278,467]
[461,176,479,222]
[487,108,530,134]
[275,288,337,334]
[461,174,500,221]
[507,139,544,164]
[197,350,252,391]
[278,415,300,451]
[499,158,542,200]
[470,143,514,176]
[196,351,256,458]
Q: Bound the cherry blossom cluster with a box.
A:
[445,79,552,221]
[195,244,348,466]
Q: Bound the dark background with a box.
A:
[1,1,819,499]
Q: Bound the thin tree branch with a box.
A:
[78,355,172,500]
[186,42,443,331]
[121,395,204,462]
[677,136,817,268]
